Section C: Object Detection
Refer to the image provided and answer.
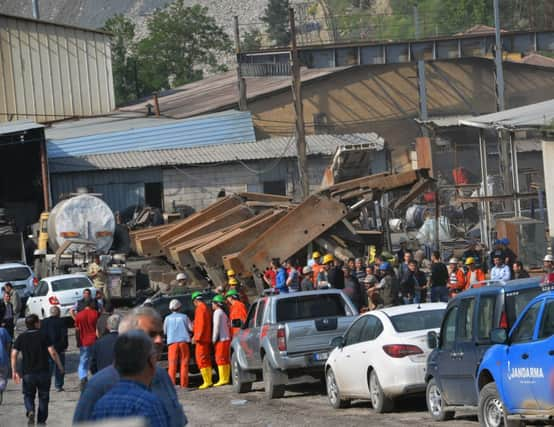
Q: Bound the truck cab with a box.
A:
[476,289,554,427]
[425,277,546,421]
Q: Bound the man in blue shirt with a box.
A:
[92,330,170,427]
[0,326,10,404]
[73,307,186,426]
[163,299,192,388]
[490,255,511,281]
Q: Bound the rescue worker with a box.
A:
[87,255,107,299]
[226,269,236,280]
[308,251,321,268]
[464,257,485,289]
[543,254,554,276]
[211,295,231,387]
[228,277,248,306]
[373,262,399,307]
[316,254,334,288]
[170,273,188,295]
[226,289,247,337]
[191,292,212,389]
[311,252,324,286]
[163,299,192,388]
[447,258,466,298]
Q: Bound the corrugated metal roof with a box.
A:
[0,120,44,136]
[416,115,476,128]
[119,67,351,119]
[46,110,255,159]
[459,99,554,130]
[48,133,385,173]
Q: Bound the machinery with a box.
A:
[33,192,136,301]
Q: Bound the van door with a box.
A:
[453,296,479,405]
[238,302,258,367]
[434,303,461,404]
[532,298,554,411]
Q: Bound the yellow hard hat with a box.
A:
[312,251,321,259]
[227,269,236,277]
[465,257,475,265]
[228,277,239,286]
[322,254,334,264]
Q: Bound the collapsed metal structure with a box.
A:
[130,169,433,289]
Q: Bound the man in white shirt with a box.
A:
[490,255,511,281]
[163,299,192,388]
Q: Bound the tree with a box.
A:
[137,0,232,93]
[262,0,290,47]
[103,15,138,105]
[241,29,262,51]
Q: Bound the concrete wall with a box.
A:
[162,157,330,211]
[0,14,114,123]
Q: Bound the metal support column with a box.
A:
[39,137,50,211]
[493,0,505,111]
[509,132,521,216]
[479,129,490,249]
[233,16,248,111]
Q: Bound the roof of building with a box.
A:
[459,99,554,130]
[48,133,385,173]
[519,53,554,68]
[46,110,256,159]
[415,115,476,128]
[119,67,350,120]
[0,120,44,136]
[0,12,110,35]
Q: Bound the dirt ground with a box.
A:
[0,319,480,427]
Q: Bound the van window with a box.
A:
[255,299,266,327]
[511,300,542,343]
[505,287,543,327]
[477,296,496,341]
[457,298,475,341]
[440,306,458,349]
[538,300,554,339]
[276,294,346,322]
[51,277,92,292]
[0,267,31,282]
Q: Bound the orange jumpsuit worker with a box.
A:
[226,289,248,337]
[192,291,213,389]
[464,257,485,290]
[212,294,231,387]
[447,258,466,298]
[163,299,193,387]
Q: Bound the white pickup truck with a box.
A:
[230,289,358,399]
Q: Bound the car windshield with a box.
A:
[390,309,445,333]
[0,267,30,282]
[276,294,347,322]
[505,287,544,327]
[51,277,92,292]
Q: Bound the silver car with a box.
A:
[0,262,35,299]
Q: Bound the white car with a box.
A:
[0,263,36,299]
[325,302,447,413]
[25,273,96,319]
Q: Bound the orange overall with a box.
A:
[229,300,248,337]
[193,302,212,369]
[448,269,466,298]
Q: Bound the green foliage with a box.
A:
[103,15,138,105]
[241,29,263,51]
[262,0,290,46]
[104,0,231,105]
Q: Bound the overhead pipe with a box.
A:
[32,0,40,19]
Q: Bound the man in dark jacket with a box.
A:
[328,259,345,290]
[90,314,121,374]
[512,261,530,279]
[40,306,68,391]
[342,266,361,309]
[0,292,16,338]
[400,260,427,304]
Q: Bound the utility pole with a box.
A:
[233,16,248,111]
[493,0,505,111]
[289,8,309,200]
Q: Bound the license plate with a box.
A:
[313,351,329,361]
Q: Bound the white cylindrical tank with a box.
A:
[48,194,115,254]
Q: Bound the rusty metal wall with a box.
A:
[0,14,114,123]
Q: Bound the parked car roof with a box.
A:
[40,273,90,283]
[0,262,30,269]
[368,302,447,318]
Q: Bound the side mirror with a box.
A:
[232,319,243,328]
[490,328,508,344]
[330,336,344,348]
[427,331,438,349]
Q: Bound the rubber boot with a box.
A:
[214,364,230,387]
[198,367,213,390]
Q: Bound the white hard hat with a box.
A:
[448,258,459,264]
[176,273,187,281]
[169,299,182,311]
[544,255,554,262]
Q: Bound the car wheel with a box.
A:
[326,368,350,409]
[262,357,285,399]
[231,352,252,394]
[369,370,393,413]
[426,377,454,421]
[478,383,522,427]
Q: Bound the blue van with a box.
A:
[476,288,554,427]
[425,277,548,421]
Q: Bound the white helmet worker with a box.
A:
[176,273,187,281]
[169,299,182,311]
[544,255,554,262]
[448,258,459,264]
